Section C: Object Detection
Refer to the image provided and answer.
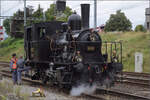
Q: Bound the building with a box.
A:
[145,8,150,31]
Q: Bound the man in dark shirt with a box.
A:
[17,56,30,85]
[17,56,24,85]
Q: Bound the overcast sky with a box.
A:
[1,0,149,31]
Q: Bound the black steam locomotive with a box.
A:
[24,4,123,87]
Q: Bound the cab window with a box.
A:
[38,27,46,40]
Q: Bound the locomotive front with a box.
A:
[57,4,103,85]
[74,29,104,85]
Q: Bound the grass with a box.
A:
[0,79,30,100]
[0,37,24,61]
[0,32,149,72]
[100,31,150,73]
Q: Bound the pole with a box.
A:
[24,0,26,27]
[149,0,150,8]
[0,0,1,26]
[43,12,46,21]
[24,0,26,59]
[94,0,97,28]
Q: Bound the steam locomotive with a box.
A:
[24,3,123,87]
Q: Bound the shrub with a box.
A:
[134,25,146,32]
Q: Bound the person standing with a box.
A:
[17,56,24,85]
[10,53,18,84]
[17,56,30,85]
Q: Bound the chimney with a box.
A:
[56,0,66,12]
[81,4,90,29]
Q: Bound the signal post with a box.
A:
[0,26,4,41]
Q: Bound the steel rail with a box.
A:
[123,71,150,78]
[122,77,150,83]
[116,80,150,88]
[96,88,150,100]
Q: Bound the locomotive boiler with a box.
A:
[24,4,123,87]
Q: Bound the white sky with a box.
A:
[1,0,150,30]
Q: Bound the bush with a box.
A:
[104,10,132,32]
[134,25,146,32]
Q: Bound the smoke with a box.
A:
[70,84,97,96]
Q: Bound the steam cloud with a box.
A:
[70,84,97,96]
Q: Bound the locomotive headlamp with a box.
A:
[68,26,71,30]
[75,51,82,62]
[77,58,82,62]
[77,51,80,54]
[89,34,96,41]
[49,62,54,66]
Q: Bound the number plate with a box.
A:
[87,46,95,51]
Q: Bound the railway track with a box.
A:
[119,71,150,88]
[96,88,150,100]
[123,71,150,78]
[0,61,150,100]
[116,76,150,88]
[0,61,9,67]
[117,80,150,88]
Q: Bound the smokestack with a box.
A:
[81,4,90,29]
[56,0,66,12]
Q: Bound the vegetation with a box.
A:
[45,4,72,22]
[134,24,146,32]
[104,10,132,32]
[0,79,30,100]
[0,37,24,61]
[3,19,10,36]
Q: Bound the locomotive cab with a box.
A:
[25,21,64,64]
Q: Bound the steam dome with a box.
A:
[68,12,81,31]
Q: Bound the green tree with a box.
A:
[3,19,10,36]
[32,4,44,23]
[45,4,56,21]
[45,4,72,22]
[104,10,132,32]
[134,25,146,32]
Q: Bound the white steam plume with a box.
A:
[70,84,97,96]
